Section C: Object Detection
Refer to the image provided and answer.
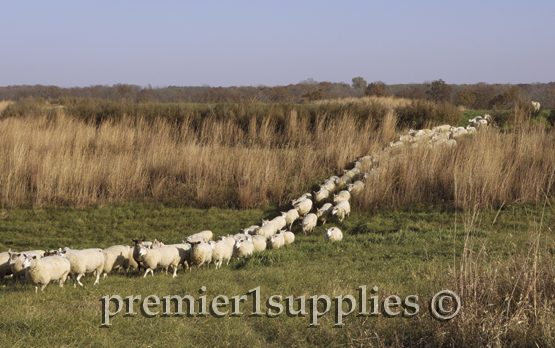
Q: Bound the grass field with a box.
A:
[1,202,554,347]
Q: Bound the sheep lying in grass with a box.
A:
[268,234,285,250]
[61,248,105,287]
[281,209,299,229]
[189,241,213,271]
[22,255,71,293]
[332,200,351,223]
[294,198,313,217]
[324,227,343,242]
[186,231,213,243]
[316,203,334,225]
[137,245,181,277]
[8,249,45,281]
[302,213,318,235]
[102,245,130,278]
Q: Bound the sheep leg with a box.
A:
[93,272,101,285]
[76,274,84,287]
[172,265,178,278]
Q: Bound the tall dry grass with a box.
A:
[0,110,394,208]
[315,95,413,108]
[0,101,13,115]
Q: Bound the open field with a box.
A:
[1,202,555,347]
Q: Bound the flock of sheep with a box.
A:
[0,111,501,293]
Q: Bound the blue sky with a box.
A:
[1,1,553,87]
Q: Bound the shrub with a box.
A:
[395,100,461,129]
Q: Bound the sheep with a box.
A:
[316,203,334,225]
[347,181,365,196]
[21,255,71,293]
[150,239,164,249]
[332,200,351,223]
[294,198,313,217]
[269,215,287,231]
[189,241,213,271]
[333,190,351,204]
[186,230,213,243]
[268,234,285,250]
[444,139,457,148]
[432,125,452,133]
[8,249,45,280]
[334,175,353,189]
[466,125,476,134]
[292,193,312,206]
[531,101,540,112]
[257,221,277,239]
[281,209,300,229]
[313,188,330,205]
[251,235,267,253]
[344,167,361,179]
[233,239,254,260]
[167,243,192,271]
[302,213,318,235]
[136,244,181,277]
[0,251,12,279]
[324,227,343,242]
[320,179,336,193]
[211,239,234,269]
[102,245,130,278]
[278,229,295,245]
[126,245,140,272]
[234,232,250,241]
[242,225,260,235]
[62,248,105,287]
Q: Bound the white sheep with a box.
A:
[320,179,336,193]
[324,227,343,242]
[302,213,318,235]
[138,245,181,277]
[335,175,353,188]
[432,125,452,133]
[102,245,130,278]
[269,216,287,231]
[189,241,213,271]
[313,188,330,205]
[257,222,277,239]
[251,235,267,253]
[8,249,45,280]
[211,239,234,269]
[450,126,468,138]
[0,252,12,279]
[347,181,365,196]
[344,167,361,179]
[294,198,313,217]
[333,190,351,204]
[278,230,295,245]
[168,243,192,271]
[291,193,312,206]
[22,254,71,293]
[281,209,300,229]
[150,239,164,249]
[233,239,254,260]
[186,231,213,243]
[61,248,105,287]
[126,245,140,272]
[466,125,476,134]
[242,225,260,235]
[444,139,457,148]
[316,203,334,225]
[268,234,285,250]
[531,101,540,112]
[332,200,351,222]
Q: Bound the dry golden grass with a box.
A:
[315,95,413,108]
[0,100,13,114]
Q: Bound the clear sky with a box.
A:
[1,0,553,88]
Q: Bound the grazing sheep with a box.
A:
[302,213,318,235]
[186,231,213,243]
[324,227,343,242]
[189,242,213,271]
[22,255,71,293]
[62,248,105,287]
[268,234,285,250]
[347,181,365,196]
[281,209,300,229]
[313,188,330,205]
[332,200,351,223]
[211,239,234,269]
[531,101,540,112]
[0,252,12,279]
[294,198,313,217]
[8,249,45,280]
[251,235,267,253]
[137,245,181,277]
[233,239,254,260]
[316,203,334,225]
[278,230,295,245]
[102,245,130,278]
[242,225,260,235]
[333,190,351,204]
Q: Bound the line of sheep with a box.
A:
[0,114,491,293]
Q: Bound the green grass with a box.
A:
[0,202,553,347]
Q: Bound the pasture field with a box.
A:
[1,202,554,347]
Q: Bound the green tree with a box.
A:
[426,79,452,103]
[454,88,476,108]
[351,77,368,90]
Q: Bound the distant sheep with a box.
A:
[233,239,254,259]
[347,181,364,196]
[333,190,351,204]
[292,193,312,206]
[102,245,130,278]
[294,198,313,217]
[62,248,105,287]
[324,227,343,242]
[0,252,12,279]
[268,234,285,250]
[186,231,213,243]
[211,239,234,269]
[302,213,318,235]
[137,245,181,277]
[22,255,71,293]
[189,241,213,271]
[313,188,330,205]
[316,203,334,225]
[277,230,295,245]
[251,235,267,253]
[281,209,299,229]
[332,200,351,223]
[531,101,540,112]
